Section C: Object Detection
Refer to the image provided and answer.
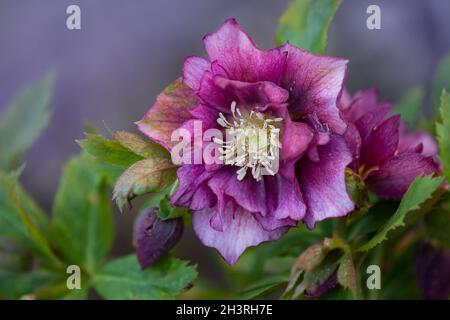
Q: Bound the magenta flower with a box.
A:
[137,19,354,264]
[340,89,440,200]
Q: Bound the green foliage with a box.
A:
[77,133,143,167]
[0,73,53,170]
[92,255,197,300]
[113,131,169,159]
[0,269,63,300]
[437,90,450,183]
[51,156,114,274]
[2,7,450,302]
[358,175,444,252]
[0,169,61,268]
[276,0,341,54]
[433,53,450,112]
[234,274,289,300]
[113,158,177,211]
[158,195,189,220]
[347,202,397,241]
[425,192,450,247]
[393,86,425,128]
[337,254,357,297]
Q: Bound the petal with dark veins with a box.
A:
[366,152,440,200]
[298,135,354,229]
[203,18,287,83]
[281,43,348,134]
[193,204,287,264]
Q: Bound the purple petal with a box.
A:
[263,171,307,223]
[213,76,289,108]
[354,106,392,143]
[207,168,235,214]
[136,79,197,150]
[280,43,348,134]
[225,174,267,215]
[298,134,355,229]
[359,115,400,169]
[192,203,287,264]
[343,123,362,171]
[341,89,391,123]
[171,165,217,210]
[134,207,183,269]
[366,152,440,200]
[189,102,220,128]
[183,56,210,91]
[197,70,234,113]
[399,128,438,157]
[280,115,314,162]
[304,270,338,299]
[203,19,287,83]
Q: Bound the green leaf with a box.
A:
[0,169,61,268]
[51,156,114,273]
[337,254,357,297]
[0,269,63,300]
[393,86,425,128]
[347,201,397,241]
[276,0,341,54]
[0,73,53,170]
[436,90,450,183]
[425,192,450,247]
[234,274,289,300]
[0,238,30,271]
[84,157,124,186]
[92,255,197,300]
[433,53,450,112]
[77,133,143,167]
[113,131,169,159]
[358,175,444,252]
[113,158,177,211]
[157,195,189,220]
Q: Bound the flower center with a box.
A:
[214,101,282,181]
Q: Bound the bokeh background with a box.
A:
[1,0,450,283]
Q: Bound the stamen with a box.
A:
[214,101,282,181]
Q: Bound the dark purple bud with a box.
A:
[414,241,450,300]
[304,270,338,300]
[134,207,183,269]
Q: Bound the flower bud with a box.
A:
[134,207,183,269]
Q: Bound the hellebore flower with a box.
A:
[340,89,440,200]
[414,241,450,300]
[137,19,354,264]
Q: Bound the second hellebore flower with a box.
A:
[137,19,354,264]
[340,89,440,200]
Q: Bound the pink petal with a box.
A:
[360,115,400,169]
[192,204,287,264]
[136,79,197,150]
[342,89,391,123]
[183,56,210,91]
[298,134,355,228]
[399,129,438,157]
[203,19,287,83]
[366,152,440,200]
[280,43,348,134]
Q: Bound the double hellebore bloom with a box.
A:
[137,19,354,264]
[340,89,440,200]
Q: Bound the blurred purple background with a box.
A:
[1,0,450,272]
